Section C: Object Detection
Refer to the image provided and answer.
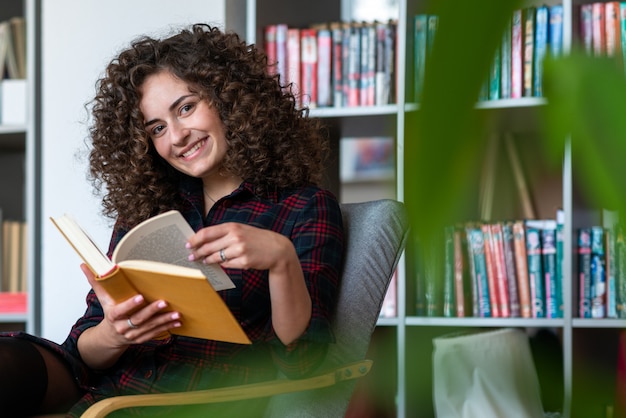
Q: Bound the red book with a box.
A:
[286,28,301,107]
[300,28,318,108]
[275,24,288,85]
[0,292,27,313]
[513,221,532,318]
[605,2,621,58]
[511,9,523,98]
[592,2,606,56]
[264,25,278,76]
[481,223,501,317]
[580,4,594,54]
[490,223,511,318]
[317,26,332,107]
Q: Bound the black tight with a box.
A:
[0,338,83,417]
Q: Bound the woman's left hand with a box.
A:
[186,222,294,271]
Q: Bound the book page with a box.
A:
[112,210,234,291]
[50,214,115,277]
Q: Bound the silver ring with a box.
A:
[219,248,227,262]
[127,318,138,329]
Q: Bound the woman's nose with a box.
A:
[170,120,190,145]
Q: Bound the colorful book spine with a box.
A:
[525,223,545,318]
[481,223,500,317]
[511,9,523,98]
[616,225,626,318]
[556,210,565,318]
[502,222,520,317]
[549,5,564,58]
[578,228,592,318]
[454,227,467,317]
[300,28,318,108]
[592,2,606,56]
[522,7,536,97]
[621,3,626,76]
[466,226,492,317]
[513,220,532,318]
[489,46,501,100]
[331,23,344,107]
[500,19,512,99]
[533,5,548,97]
[275,23,288,85]
[541,220,559,318]
[264,25,278,76]
[347,23,361,107]
[443,225,455,317]
[591,226,606,318]
[317,26,333,107]
[286,28,301,107]
[580,3,594,55]
[606,226,618,318]
[413,14,429,102]
[605,2,622,58]
[384,20,397,104]
[490,223,511,317]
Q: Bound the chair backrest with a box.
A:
[265,199,409,417]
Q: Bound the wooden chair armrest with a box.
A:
[80,359,372,418]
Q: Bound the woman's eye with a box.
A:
[180,103,194,114]
[151,125,165,136]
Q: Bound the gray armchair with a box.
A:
[80,199,409,418]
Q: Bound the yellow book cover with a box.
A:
[50,210,251,344]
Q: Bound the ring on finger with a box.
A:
[127,318,138,329]
[219,248,227,262]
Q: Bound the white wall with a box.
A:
[40,0,228,342]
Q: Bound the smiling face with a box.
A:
[139,71,228,183]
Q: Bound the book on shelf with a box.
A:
[443,225,455,317]
[481,223,500,317]
[286,27,301,107]
[0,291,26,314]
[500,18,512,99]
[331,22,344,107]
[621,3,626,75]
[359,22,376,107]
[511,9,523,99]
[605,2,621,60]
[347,22,361,107]
[590,226,607,318]
[522,7,536,98]
[488,45,501,101]
[539,220,560,318]
[454,226,469,317]
[549,5,564,58]
[413,14,429,102]
[502,222,521,317]
[300,27,318,108]
[317,24,333,107]
[580,4,594,54]
[556,210,565,318]
[264,24,278,76]
[490,223,512,318]
[606,226,618,318]
[465,225,491,318]
[616,224,626,318]
[533,5,548,97]
[513,220,532,318]
[578,228,593,318]
[275,23,288,88]
[525,220,545,318]
[592,2,607,56]
[50,210,250,344]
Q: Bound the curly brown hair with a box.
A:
[88,23,329,227]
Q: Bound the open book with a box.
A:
[50,210,250,344]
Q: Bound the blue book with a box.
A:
[525,223,545,318]
[413,14,429,102]
[549,5,564,57]
[591,226,606,318]
[540,221,559,318]
[500,19,512,99]
[578,228,592,318]
[533,6,549,97]
[466,226,492,317]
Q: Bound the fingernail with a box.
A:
[185,242,191,249]
[134,295,144,304]
[188,254,195,261]
[171,312,180,320]
[158,301,167,309]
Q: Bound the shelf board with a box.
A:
[376,317,400,327]
[404,97,547,113]
[0,312,27,323]
[572,318,626,328]
[405,316,565,328]
[309,104,400,118]
[0,124,27,134]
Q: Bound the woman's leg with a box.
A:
[0,337,82,416]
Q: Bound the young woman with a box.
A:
[0,23,343,417]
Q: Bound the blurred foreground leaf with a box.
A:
[543,51,626,215]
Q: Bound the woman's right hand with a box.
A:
[77,263,182,369]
